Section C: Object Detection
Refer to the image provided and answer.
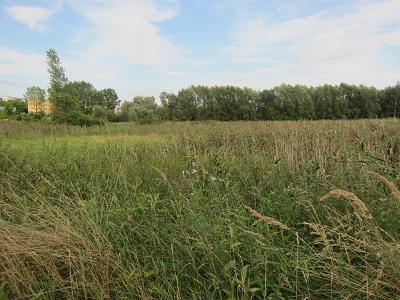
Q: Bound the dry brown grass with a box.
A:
[244,205,290,230]
[320,189,372,220]
[0,208,122,299]
[89,134,165,145]
[369,171,400,202]
[345,127,360,141]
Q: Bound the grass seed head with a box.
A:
[244,205,290,230]
[320,189,372,219]
[369,171,400,202]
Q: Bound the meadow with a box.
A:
[0,119,399,299]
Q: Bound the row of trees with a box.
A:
[122,83,398,123]
[6,48,399,124]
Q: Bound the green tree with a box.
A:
[23,86,46,114]
[120,97,158,123]
[312,85,346,119]
[358,85,380,118]
[176,87,200,121]
[381,82,400,118]
[98,88,120,110]
[3,99,27,115]
[62,81,98,114]
[257,89,277,120]
[271,85,297,120]
[159,91,178,120]
[132,96,158,123]
[46,49,71,114]
[119,101,134,121]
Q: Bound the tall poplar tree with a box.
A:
[46,49,73,114]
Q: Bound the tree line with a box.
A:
[1,48,399,125]
[118,83,399,123]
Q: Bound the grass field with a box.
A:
[1,119,400,299]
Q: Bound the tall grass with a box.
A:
[0,119,399,299]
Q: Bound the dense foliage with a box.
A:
[119,96,158,123]
[157,83,399,122]
[45,49,120,125]
[0,99,26,117]
[52,111,104,127]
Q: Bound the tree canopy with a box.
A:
[155,83,399,122]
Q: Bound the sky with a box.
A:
[0,0,400,100]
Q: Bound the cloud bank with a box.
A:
[226,0,400,87]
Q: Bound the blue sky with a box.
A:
[1,0,400,100]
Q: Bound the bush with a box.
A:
[0,110,7,120]
[92,106,119,122]
[2,99,27,115]
[16,112,46,122]
[52,112,104,127]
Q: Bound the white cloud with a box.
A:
[69,0,182,68]
[226,0,400,88]
[6,5,55,31]
[0,46,48,96]
[0,46,46,76]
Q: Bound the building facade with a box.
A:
[0,96,20,101]
[27,99,52,115]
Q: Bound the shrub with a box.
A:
[16,112,46,122]
[92,106,119,122]
[0,110,7,120]
[52,112,104,127]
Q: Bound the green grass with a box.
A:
[1,133,168,155]
[1,119,400,299]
